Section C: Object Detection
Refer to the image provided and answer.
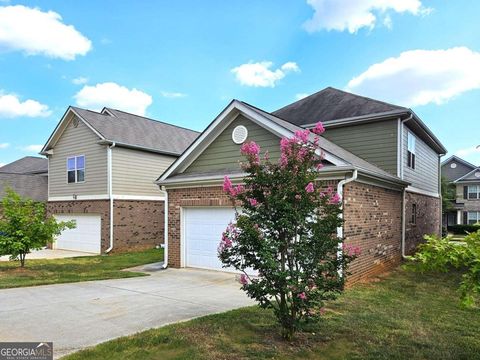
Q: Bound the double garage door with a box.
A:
[54,214,101,254]
[184,207,236,271]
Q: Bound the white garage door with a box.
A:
[54,214,101,254]
[184,207,236,271]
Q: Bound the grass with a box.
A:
[64,268,480,360]
[0,248,163,289]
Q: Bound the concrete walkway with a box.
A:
[0,249,96,261]
[0,268,253,359]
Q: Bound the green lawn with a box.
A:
[0,248,163,289]
[65,269,480,360]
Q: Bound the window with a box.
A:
[67,155,85,183]
[468,185,480,200]
[411,203,417,225]
[467,211,480,225]
[407,132,416,169]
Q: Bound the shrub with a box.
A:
[218,123,359,340]
[447,224,480,235]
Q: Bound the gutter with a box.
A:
[105,142,116,253]
[161,186,169,269]
[336,169,358,276]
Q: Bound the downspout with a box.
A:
[438,154,443,234]
[105,142,116,253]
[337,169,358,276]
[161,186,169,269]
[400,114,413,259]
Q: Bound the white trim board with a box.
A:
[48,194,165,202]
[405,186,440,198]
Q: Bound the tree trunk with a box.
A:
[19,253,25,267]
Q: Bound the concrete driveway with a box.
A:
[0,268,254,359]
[0,249,96,261]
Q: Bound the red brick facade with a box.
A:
[404,191,441,255]
[47,199,164,252]
[343,182,403,283]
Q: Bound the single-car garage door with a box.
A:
[54,214,101,254]
[184,207,236,271]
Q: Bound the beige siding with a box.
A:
[112,147,175,196]
[49,116,108,197]
[402,124,439,193]
[184,115,281,173]
[322,121,398,175]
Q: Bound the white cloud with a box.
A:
[74,82,153,116]
[22,144,43,152]
[160,91,187,99]
[72,77,88,85]
[303,0,430,33]
[455,146,480,158]
[231,61,300,87]
[346,47,480,107]
[0,143,9,149]
[295,93,311,100]
[0,93,51,118]
[0,5,91,60]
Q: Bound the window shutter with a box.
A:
[464,186,468,199]
[463,212,468,225]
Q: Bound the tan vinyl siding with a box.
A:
[112,147,176,196]
[49,117,107,197]
[322,120,398,175]
[184,115,281,173]
[402,124,439,193]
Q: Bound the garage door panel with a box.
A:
[54,214,101,254]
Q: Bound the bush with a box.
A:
[407,231,480,307]
[218,123,359,340]
[447,224,480,235]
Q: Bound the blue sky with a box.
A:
[0,0,479,166]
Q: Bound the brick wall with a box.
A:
[343,182,403,283]
[404,191,441,254]
[47,199,164,252]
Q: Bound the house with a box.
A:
[0,156,48,202]
[40,107,199,254]
[156,87,446,282]
[441,155,480,226]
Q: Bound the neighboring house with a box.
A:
[156,87,446,283]
[40,107,199,254]
[441,155,480,226]
[0,156,48,202]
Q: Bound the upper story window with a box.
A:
[467,185,480,200]
[407,132,416,169]
[67,155,85,183]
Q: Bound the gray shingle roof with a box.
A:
[0,156,48,174]
[0,173,48,202]
[272,87,406,126]
[241,101,404,182]
[71,107,200,156]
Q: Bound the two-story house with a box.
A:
[441,155,480,226]
[40,107,199,254]
[156,87,446,282]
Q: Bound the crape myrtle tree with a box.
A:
[218,122,360,340]
[0,188,75,267]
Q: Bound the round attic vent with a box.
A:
[72,118,79,128]
[450,163,457,169]
[475,171,480,178]
[232,125,248,144]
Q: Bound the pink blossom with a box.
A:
[223,176,233,194]
[329,192,341,204]
[298,292,307,300]
[294,129,310,143]
[248,198,258,207]
[240,141,261,164]
[239,274,249,285]
[311,122,325,135]
[316,163,324,170]
[305,182,314,193]
[343,243,361,257]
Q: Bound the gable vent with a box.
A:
[475,171,480,178]
[72,117,79,128]
[232,125,248,144]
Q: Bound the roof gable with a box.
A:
[454,167,480,182]
[0,173,48,201]
[273,87,406,126]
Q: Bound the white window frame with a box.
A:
[467,185,480,200]
[407,132,416,169]
[467,211,480,225]
[66,155,85,184]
